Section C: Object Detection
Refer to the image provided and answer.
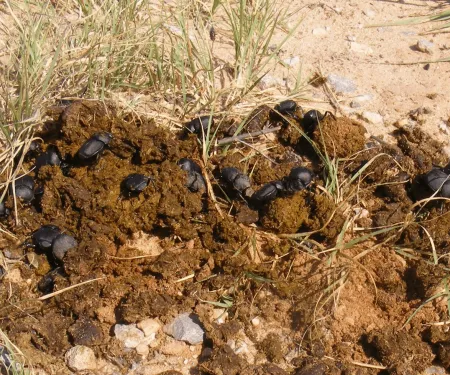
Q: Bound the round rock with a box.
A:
[65,345,97,371]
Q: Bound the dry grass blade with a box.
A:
[37,276,105,301]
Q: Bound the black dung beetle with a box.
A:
[0,202,10,218]
[38,269,62,294]
[52,233,78,262]
[186,116,214,135]
[177,159,205,192]
[271,100,299,122]
[284,167,313,192]
[221,167,253,197]
[123,174,151,194]
[34,145,62,174]
[301,110,335,135]
[10,175,35,203]
[422,168,450,198]
[32,225,61,251]
[252,180,285,203]
[77,132,113,161]
[275,100,297,114]
[186,171,206,192]
[178,158,202,174]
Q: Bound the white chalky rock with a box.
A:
[137,318,161,337]
[312,27,327,36]
[65,345,97,371]
[327,74,356,94]
[114,324,145,348]
[350,42,373,55]
[251,317,260,327]
[416,39,434,54]
[362,111,383,125]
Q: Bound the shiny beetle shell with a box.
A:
[186,171,206,192]
[186,116,214,134]
[32,225,61,251]
[252,181,285,202]
[423,169,450,197]
[178,158,202,174]
[0,202,10,218]
[285,167,313,191]
[11,175,35,203]
[35,145,62,173]
[301,110,323,135]
[77,132,113,160]
[275,100,297,114]
[221,167,240,183]
[123,174,149,193]
[52,233,78,262]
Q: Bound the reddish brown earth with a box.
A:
[1,100,450,374]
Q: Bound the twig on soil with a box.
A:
[216,126,282,146]
[37,277,105,301]
[202,165,224,219]
[350,361,387,370]
[173,274,195,283]
[107,254,157,260]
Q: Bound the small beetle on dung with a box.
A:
[77,132,113,161]
[123,174,152,195]
[221,167,253,198]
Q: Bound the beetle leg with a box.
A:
[323,111,336,120]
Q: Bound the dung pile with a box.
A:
[0,99,450,374]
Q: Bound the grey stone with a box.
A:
[327,74,356,94]
[167,313,205,345]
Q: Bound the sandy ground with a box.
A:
[258,0,450,151]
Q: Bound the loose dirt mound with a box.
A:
[1,101,450,374]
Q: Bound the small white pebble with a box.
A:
[136,343,149,356]
[137,318,161,337]
[251,317,260,326]
[312,27,327,36]
[350,42,373,55]
[438,122,449,134]
[416,39,434,54]
[363,9,376,18]
[361,111,383,125]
